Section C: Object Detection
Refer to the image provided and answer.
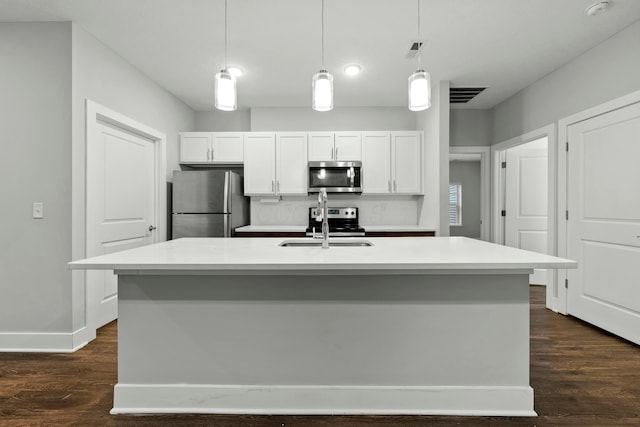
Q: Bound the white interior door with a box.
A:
[86,120,157,332]
[505,138,548,284]
[567,102,640,344]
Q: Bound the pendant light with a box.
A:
[214,0,237,111]
[312,0,333,112]
[408,0,431,111]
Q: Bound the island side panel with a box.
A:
[114,272,533,415]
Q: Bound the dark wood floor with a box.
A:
[1,286,639,426]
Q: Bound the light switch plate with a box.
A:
[33,202,44,219]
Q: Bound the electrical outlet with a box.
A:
[33,202,44,219]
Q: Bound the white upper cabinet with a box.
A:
[211,132,244,163]
[308,132,335,161]
[362,131,423,195]
[308,132,362,161]
[243,133,276,195]
[391,131,422,194]
[179,132,243,164]
[362,132,392,194]
[179,133,211,163]
[244,132,308,196]
[276,133,308,195]
[334,132,362,161]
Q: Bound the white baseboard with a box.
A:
[0,326,89,353]
[112,384,536,416]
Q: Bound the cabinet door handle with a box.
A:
[277,180,280,193]
[211,147,214,161]
[388,180,392,192]
[271,181,275,193]
[207,148,211,161]
[335,147,338,159]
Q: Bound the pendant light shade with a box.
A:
[215,69,237,111]
[408,0,431,112]
[312,0,333,112]
[214,0,237,111]
[408,69,431,111]
[312,70,333,112]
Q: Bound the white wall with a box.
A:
[70,24,195,342]
[417,81,450,235]
[492,20,640,143]
[0,23,73,339]
[450,109,492,146]
[195,109,251,131]
[250,107,417,131]
[0,22,196,351]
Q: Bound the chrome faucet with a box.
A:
[315,189,329,248]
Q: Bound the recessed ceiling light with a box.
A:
[227,66,244,77]
[585,1,611,16]
[344,64,362,76]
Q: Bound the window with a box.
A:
[449,183,462,226]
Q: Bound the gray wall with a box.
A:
[71,24,195,335]
[492,20,640,143]
[417,81,450,235]
[450,109,492,146]
[449,161,481,239]
[195,109,251,131]
[0,21,196,348]
[250,107,417,131]
[0,23,72,334]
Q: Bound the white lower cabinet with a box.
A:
[244,132,308,196]
[362,131,422,195]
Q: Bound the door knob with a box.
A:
[149,225,157,232]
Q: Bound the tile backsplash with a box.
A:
[250,195,421,226]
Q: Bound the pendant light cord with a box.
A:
[224,0,228,69]
[417,0,421,70]
[321,0,325,69]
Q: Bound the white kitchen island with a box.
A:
[69,237,576,416]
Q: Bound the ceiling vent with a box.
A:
[450,87,486,104]
[405,40,424,59]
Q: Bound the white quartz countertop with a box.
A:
[69,237,576,274]
[235,225,307,232]
[362,225,435,232]
[234,225,435,233]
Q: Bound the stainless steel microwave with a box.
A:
[308,161,362,194]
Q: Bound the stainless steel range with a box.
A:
[305,207,365,237]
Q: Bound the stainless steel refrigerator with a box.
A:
[171,170,248,238]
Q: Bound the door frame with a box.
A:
[491,124,556,308]
[448,146,491,241]
[81,99,166,342]
[557,89,640,315]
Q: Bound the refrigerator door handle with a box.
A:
[223,172,230,213]
[224,214,230,237]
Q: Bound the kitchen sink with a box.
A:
[279,239,374,247]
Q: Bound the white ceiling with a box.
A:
[2,0,640,111]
